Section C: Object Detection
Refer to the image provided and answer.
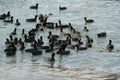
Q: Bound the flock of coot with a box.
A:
[0,3,114,62]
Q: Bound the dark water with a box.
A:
[0,0,120,79]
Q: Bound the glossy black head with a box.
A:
[84,17,87,20]
[109,40,112,44]
[36,3,38,6]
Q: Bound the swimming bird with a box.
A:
[40,46,50,50]
[77,39,83,46]
[0,14,6,20]
[34,24,43,31]
[66,39,76,49]
[11,28,17,35]
[106,40,114,51]
[42,14,53,27]
[83,26,89,32]
[21,29,25,36]
[56,48,70,55]
[32,50,42,55]
[45,22,55,29]
[0,11,11,20]
[4,42,17,51]
[5,38,11,48]
[71,29,81,39]
[75,39,87,51]
[75,44,87,51]
[84,17,94,24]
[5,11,11,19]
[17,41,25,51]
[55,20,69,28]
[24,34,35,43]
[36,36,44,46]
[59,6,67,10]
[85,35,92,48]
[25,48,42,55]
[47,31,59,40]
[60,27,69,36]
[3,16,13,23]
[4,42,17,56]
[30,3,38,10]
[5,51,16,56]
[26,15,38,22]
[13,37,18,45]
[15,19,20,26]
[45,43,54,53]
[97,32,106,37]
[9,35,13,42]
[38,14,44,22]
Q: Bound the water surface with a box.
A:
[0,0,120,79]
